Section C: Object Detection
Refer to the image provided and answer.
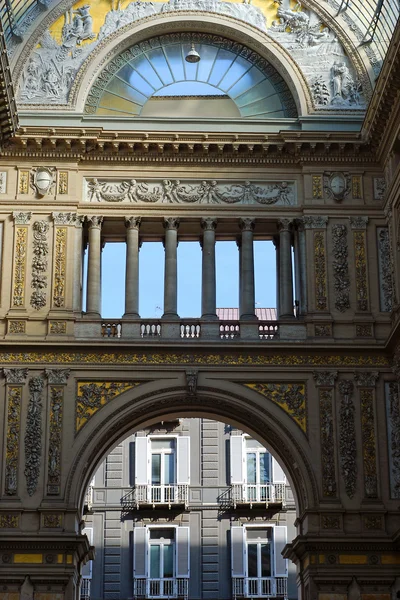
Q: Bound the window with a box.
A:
[246,528,272,595]
[245,439,270,494]
[151,439,176,502]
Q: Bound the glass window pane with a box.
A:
[164,453,175,485]
[247,528,270,540]
[151,439,175,450]
[245,438,264,449]
[196,44,219,82]
[163,43,185,81]
[261,544,271,577]
[234,79,277,107]
[152,454,161,485]
[150,545,160,578]
[146,48,174,85]
[218,55,251,92]
[150,529,175,540]
[247,453,256,484]
[116,63,155,97]
[163,544,174,578]
[130,56,164,90]
[106,78,147,106]
[227,66,266,97]
[247,544,258,578]
[259,453,269,484]
[208,48,236,86]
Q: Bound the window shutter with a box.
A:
[230,435,244,483]
[82,527,93,578]
[133,526,148,578]
[231,526,245,577]
[177,436,190,484]
[272,457,286,483]
[176,526,190,578]
[274,526,288,577]
[135,437,149,485]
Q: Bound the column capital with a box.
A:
[277,218,293,233]
[13,211,32,225]
[86,215,103,229]
[3,368,29,384]
[313,371,338,387]
[125,217,141,230]
[52,212,78,226]
[239,218,255,232]
[45,368,70,385]
[163,217,180,231]
[201,218,217,231]
[354,371,379,387]
[349,216,369,230]
[302,216,328,230]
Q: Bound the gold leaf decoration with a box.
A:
[242,382,306,432]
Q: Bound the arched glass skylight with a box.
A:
[84,34,298,119]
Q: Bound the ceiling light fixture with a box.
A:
[185,43,201,63]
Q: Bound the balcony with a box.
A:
[233,577,288,599]
[231,483,286,509]
[134,578,188,599]
[121,484,189,510]
[80,578,91,600]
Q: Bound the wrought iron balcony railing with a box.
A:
[233,576,287,599]
[134,578,188,599]
[231,483,286,508]
[80,578,91,600]
[121,484,189,509]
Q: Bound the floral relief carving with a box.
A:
[43,514,62,528]
[76,381,142,433]
[338,380,357,498]
[13,211,32,225]
[52,212,77,226]
[85,178,296,206]
[354,372,379,387]
[314,231,328,311]
[49,321,67,334]
[3,368,28,384]
[30,220,49,310]
[377,227,394,312]
[322,515,340,529]
[53,228,67,308]
[24,377,45,496]
[9,320,26,334]
[353,230,368,311]
[319,388,337,497]
[386,382,400,498]
[5,386,22,496]
[313,371,338,387]
[332,224,350,312]
[47,387,64,495]
[314,324,332,337]
[243,383,306,432]
[12,227,28,307]
[303,216,328,229]
[45,368,70,385]
[0,514,19,528]
[360,389,378,498]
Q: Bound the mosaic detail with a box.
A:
[332,224,350,312]
[18,171,29,194]
[386,383,400,499]
[312,176,323,199]
[49,321,67,334]
[352,176,362,199]
[25,377,44,496]
[314,231,328,311]
[360,389,378,498]
[377,227,394,312]
[58,172,68,195]
[12,227,27,307]
[353,231,368,311]
[243,383,306,432]
[76,381,141,433]
[319,388,337,497]
[339,380,357,498]
[30,220,49,310]
[8,320,25,334]
[0,350,390,367]
[53,228,67,308]
[5,387,22,496]
[0,514,19,528]
[47,387,64,495]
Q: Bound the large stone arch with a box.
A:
[66,377,318,518]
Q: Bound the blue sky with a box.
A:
[94,240,276,318]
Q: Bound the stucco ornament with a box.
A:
[338,379,357,499]
[30,168,56,197]
[324,172,351,202]
[85,178,296,205]
[30,220,49,310]
[377,227,394,312]
[332,224,350,312]
[24,377,45,496]
[386,382,400,498]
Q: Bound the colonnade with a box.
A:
[84,216,299,320]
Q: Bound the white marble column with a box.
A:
[124,217,141,318]
[86,215,103,316]
[239,218,256,320]
[278,218,294,318]
[73,216,85,313]
[163,218,180,320]
[201,218,218,320]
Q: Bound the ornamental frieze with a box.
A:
[243,383,306,433]
[84,178,296,206]
[76,381,142,433]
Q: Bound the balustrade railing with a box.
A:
[231,483,286,507]
[259,322,279,340]
[101,322,122,338]
[141,321,161,337]
[180,321,201,338]
[121,484,189,509]
[134,578,188,598]
[80,578,91,600]
[220,322,240,339]
[233,577,287,599]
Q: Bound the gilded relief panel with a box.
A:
[243,383,306,432]
[52,227,67,308]
[12,228,27,308]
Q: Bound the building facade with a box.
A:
[82,418,296,600]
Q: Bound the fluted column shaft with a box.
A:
[124,217,141,318]
[201,218,217,319]
[278,218,294,318]
[163,218,180,319]
[86,216,103,316]
[239,218,256,320]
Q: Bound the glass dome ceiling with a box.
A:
[84,34,298,119]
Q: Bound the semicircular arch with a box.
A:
[66,380,319,520]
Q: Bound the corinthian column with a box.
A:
[86,215,103,316]
[124,217,141,318]
[163,218,180,320]
[201,218,217,320]
[239,218,256,320]
[278,218,294,318]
